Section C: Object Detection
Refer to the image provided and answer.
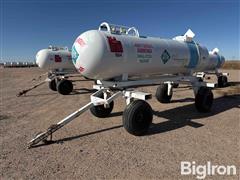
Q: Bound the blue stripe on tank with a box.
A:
[186,42,199,68]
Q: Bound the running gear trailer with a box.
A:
[28,75,214,148]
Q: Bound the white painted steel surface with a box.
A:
[36,47,74,70]
[72,23,225,80]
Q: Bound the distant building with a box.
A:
[2,61,38,68]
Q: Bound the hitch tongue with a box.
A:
[28,102,94,148]
[28,124,59,148]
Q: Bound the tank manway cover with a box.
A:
[161,50,170,64]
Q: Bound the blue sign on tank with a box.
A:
[186,42,199,68]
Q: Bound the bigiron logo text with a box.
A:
[181,161,237,179]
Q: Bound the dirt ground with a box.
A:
[0,68,239,179]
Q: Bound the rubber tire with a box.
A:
[90,93,114,118]
[123,100,153,136]
[195,87,213,112]
[57,79,73,95]
[218,76,228,87]
[49,79,57,91]
[155,84,172,103]
[198,77,203,82]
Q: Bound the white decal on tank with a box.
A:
[134,43,153,63]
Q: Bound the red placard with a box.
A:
[107,36,123,53]
[76,37,86,47]
[55,55,62,62]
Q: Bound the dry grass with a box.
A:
[222,60,240,69]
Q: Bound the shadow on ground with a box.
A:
[227,81,240,87]
[71,88,97,95]
[72,79,93,82]
[171,98,195,103]
[0,115,10,121]
[30,95,239,148]
[31,125,123,148]
[148,94,239,135]
[21,92,57,97]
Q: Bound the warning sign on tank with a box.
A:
[161,50,170,64]
[135,43,153,63]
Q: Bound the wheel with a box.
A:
[155,84,172,103]
[57,79,73,95]
[218,76,228,87]
[90,93,114,118]
[173,83,179,88]
[123,100,153,136]
[48,79,57,91]
[198,77,203,82]
[195,87,213,112]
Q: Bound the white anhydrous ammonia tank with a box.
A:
[72,22,225,80]
[36,46,74,70]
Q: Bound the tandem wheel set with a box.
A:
[46,71,74,95]
[28,73,228,148]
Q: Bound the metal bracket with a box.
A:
[124,91,152,105]
[196,72,205,79]
[164,81,173,96]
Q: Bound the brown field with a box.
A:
[222,60,240,69]
[0,68,239,179]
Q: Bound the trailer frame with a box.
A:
[28,75,215,148]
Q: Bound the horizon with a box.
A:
[0,0,239,62]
